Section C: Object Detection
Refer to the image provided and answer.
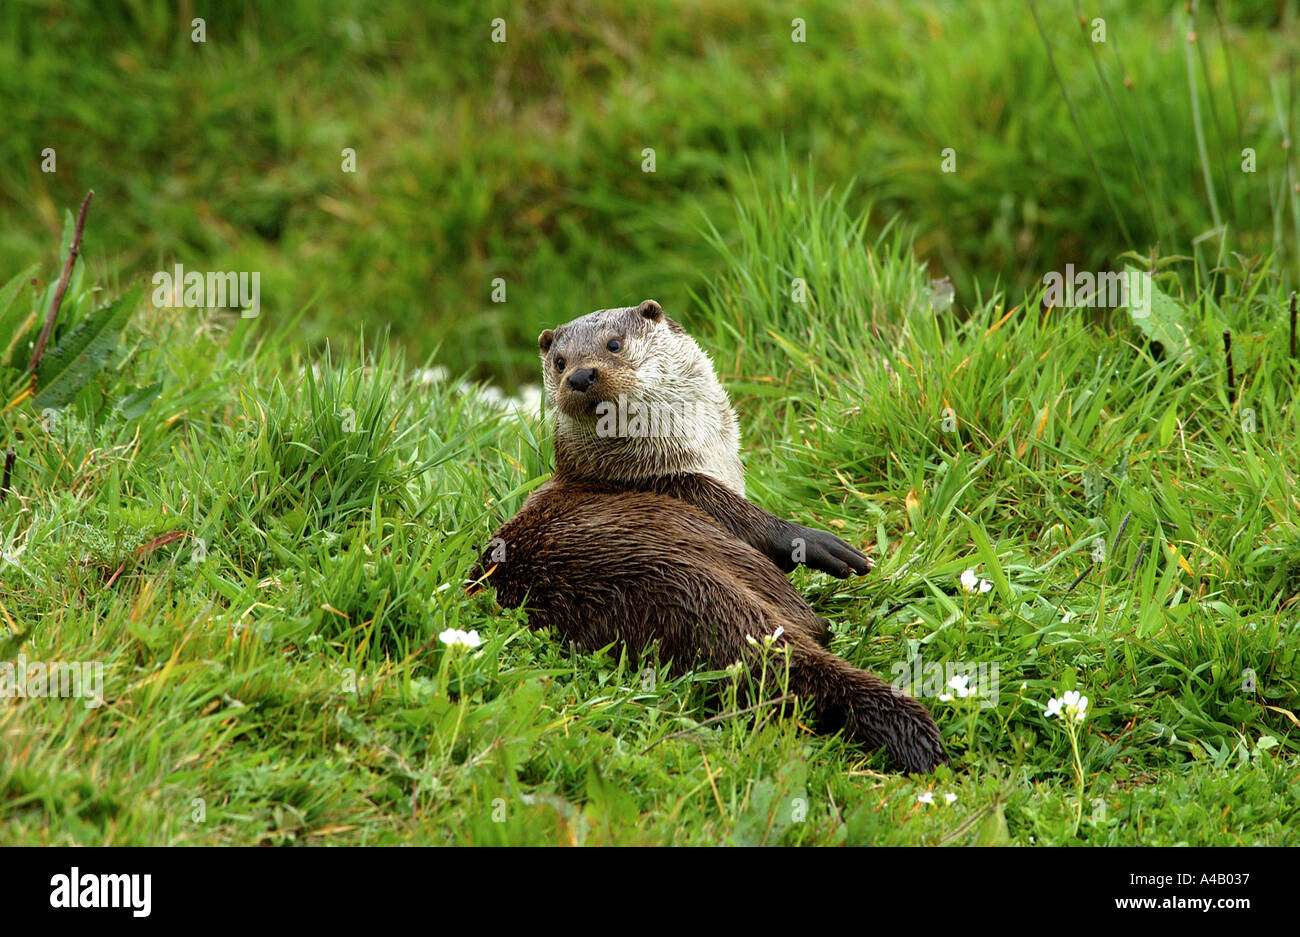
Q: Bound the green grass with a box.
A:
[2,1,1296,384]
[1,0,1299,845]
[3,171,1298,844]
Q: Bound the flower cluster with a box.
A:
[959,569,993,594]
[744,625,785,646]
[1045,689,1088,722]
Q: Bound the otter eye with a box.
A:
[607,338,622,352]
[555,356,566,371]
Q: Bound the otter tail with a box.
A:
[783,641,948,773]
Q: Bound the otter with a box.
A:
[475,299,947,773]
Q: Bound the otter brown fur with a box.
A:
[476,299,947,773]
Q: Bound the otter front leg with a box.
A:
[646,474,870,579]
[767,521,873,579]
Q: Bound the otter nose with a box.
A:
[566,368,598,392]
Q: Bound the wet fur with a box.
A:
[477,301,947,773]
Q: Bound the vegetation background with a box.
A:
[0,0,1298,845]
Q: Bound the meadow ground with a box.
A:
[1,1,1298,844]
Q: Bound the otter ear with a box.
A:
[635,299,663,322]
[538,329,555,354]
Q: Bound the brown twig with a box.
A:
[1223,329,1235,405]
[0,449,13,503]
[27,189,94,376]
[104,530,188,589]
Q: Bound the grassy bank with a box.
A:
[2,171,1297,843]
[2,0,1298,845]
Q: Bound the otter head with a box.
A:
[538,299,745,495]
[539,299,676,420]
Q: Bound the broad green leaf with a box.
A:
[730,761,808,846]
[975,800,1010,845]
[1,364,25,401]
[0,264,39,319]
[116,381,163,419]
[1124,265,1193,362]
[0,264,40,366]
[31,285,141,410]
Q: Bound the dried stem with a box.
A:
[0,449,13,503]
[641,693,796,753]
[27,189,94,376]
[1223,329,1235,405]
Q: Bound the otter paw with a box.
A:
[785,525,872,578]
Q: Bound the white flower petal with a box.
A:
[439,628,483,649]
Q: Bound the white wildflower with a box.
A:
[1046,689,1088,722]
[439,628,483,649]
[959,569,993,594]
